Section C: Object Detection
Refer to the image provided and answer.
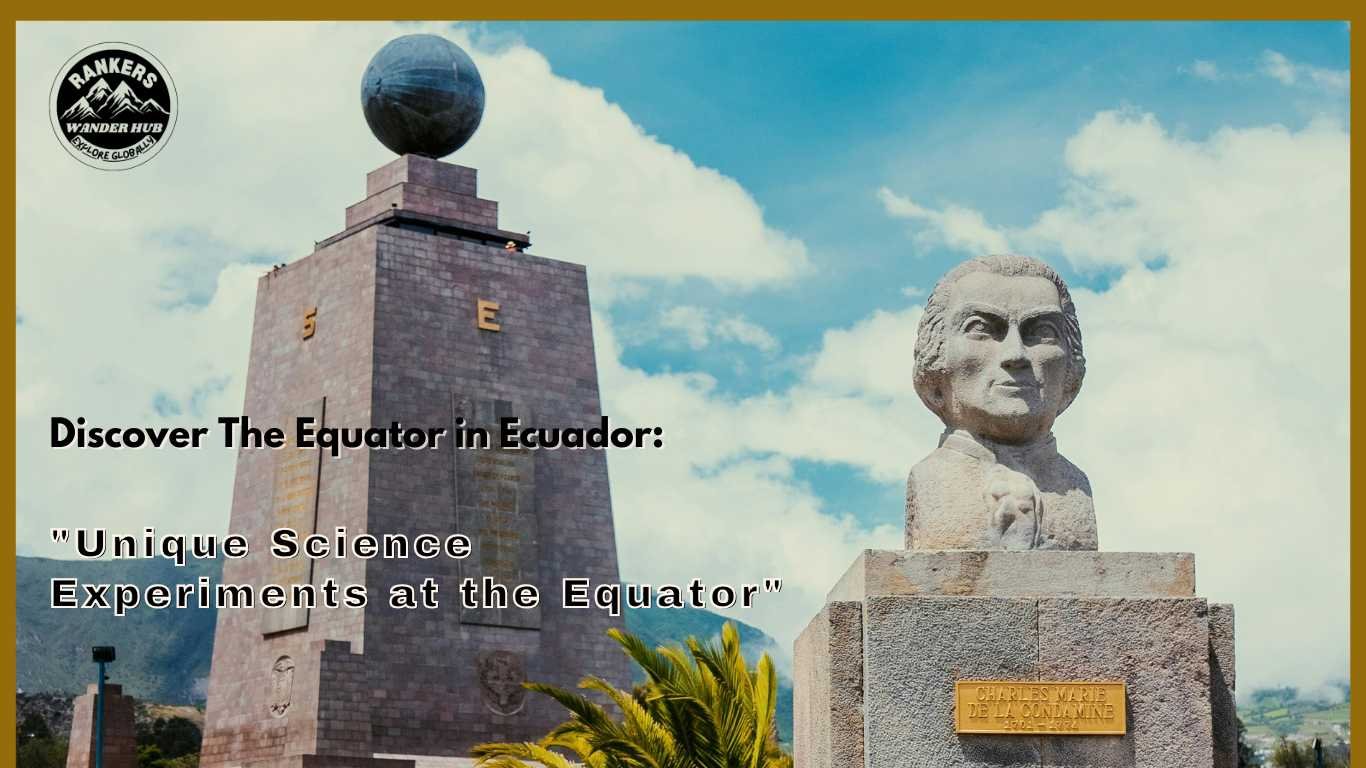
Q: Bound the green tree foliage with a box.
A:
[16,712,65,768]
[137,716,202,761]
[17,737,67,768]
[18,713,53,746]
[14,711,202,768]
[472,622,793,768]
[136,716,202,768]
[139,743,166,768]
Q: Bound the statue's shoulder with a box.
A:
[1050,449,1093,494]
[906,445,983,505]
[909,444,977,477]
[905,446,988,550]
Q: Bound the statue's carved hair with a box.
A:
[913,254,1085,421]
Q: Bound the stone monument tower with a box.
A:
[200,34,630,768]
[794,255,1236,768]
[66,682,137,768]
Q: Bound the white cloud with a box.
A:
[1261,50,1298,84]
[877,187,1009,255]
[1187,59,1222,81]
[1307,67,1351,90]
[466,43,810,289]
[715,316,781,354]
[15,21,809,559]
[658,305,780,354]
[805,306,921,403]
[659,306,713,349]
[879,109,1349,695]
[1261,49,1349,90]
[597,314,903,647]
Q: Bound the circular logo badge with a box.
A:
[49,42,177,170]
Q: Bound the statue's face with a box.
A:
[936,271,1070,443]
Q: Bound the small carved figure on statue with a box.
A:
[984,464,1041,550]
[907,254,1097,551]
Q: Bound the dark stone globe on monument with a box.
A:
[361,34,485,158]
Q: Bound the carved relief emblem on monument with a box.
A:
[269,656,295,718]
[477,651,527,716]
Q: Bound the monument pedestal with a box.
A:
[794,551,1236,768]
[65,683,137,768]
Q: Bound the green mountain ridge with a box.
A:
[18,556,219,702]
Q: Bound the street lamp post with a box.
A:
[91,646,115,768]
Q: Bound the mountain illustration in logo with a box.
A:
[59,77,170,122]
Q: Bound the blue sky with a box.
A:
[480,21,1351,529]
[16,21,1350,697]
[485,21,1348,362]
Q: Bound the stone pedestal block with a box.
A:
[863,596,1043,768]
[1208,603,1237,768]
[66,683,137,768]
[795,551,1235,768]
[1034,598,1212,767]
[793,601,864,768]
[828,550,1195,602]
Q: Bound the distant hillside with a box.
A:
[1238,684,1351,745]
[16,556,793,741]
[17,556,218,702]
[16,692,204,745]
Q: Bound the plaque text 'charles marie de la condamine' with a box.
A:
[954,681,1126,735]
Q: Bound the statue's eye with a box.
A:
[963,317,995,338]
[1026,321,1060,343]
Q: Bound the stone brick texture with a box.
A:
[66,684,137,768]
[201,155,630,768]
[1036,597,1212,767]
[345,159,498,230]
[1208,603,1237,768]
[827,550,1196,602]
[863,596,1043,768]
[793,601,863,768]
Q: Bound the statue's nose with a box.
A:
[1000,326,1029,369]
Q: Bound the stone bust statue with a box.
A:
[907,254,1098,551]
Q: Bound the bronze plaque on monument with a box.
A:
[954,681,1126,735]
[261,397,325,635]
[453,394,541,629]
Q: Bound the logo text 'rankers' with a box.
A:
[49,43,177,171]
[66,56,160,91]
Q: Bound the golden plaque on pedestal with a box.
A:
[955,681,1127,735]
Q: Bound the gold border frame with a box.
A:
[3,16,1358,764]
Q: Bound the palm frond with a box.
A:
[472,622,791,768]
[471,741,576,768]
